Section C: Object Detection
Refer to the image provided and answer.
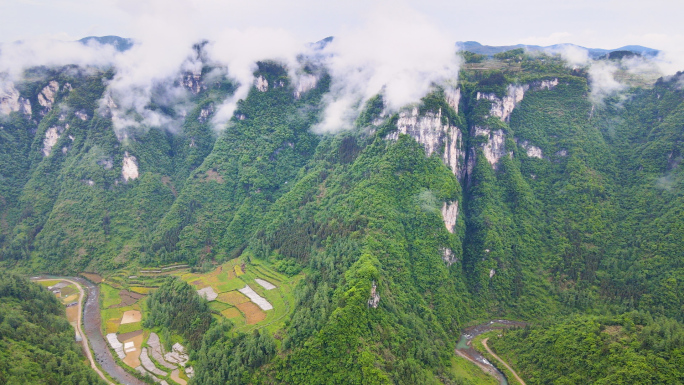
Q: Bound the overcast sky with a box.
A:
[1,0,683,50]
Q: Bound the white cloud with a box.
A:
[314,5,460,133]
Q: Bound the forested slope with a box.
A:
[0,273,105,384]
[0,51,682,383]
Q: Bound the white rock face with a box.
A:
[294,74,318,99]
[441,247,457,266]
[37,81,59,111]
[441,201,458,233]
[122,152,139,181]
[473,126,507,166]
[516,139,543,158]
[476,79,559,123]
[388,107,465,178]
[43,126,64,156]
[198,104,214,123]
[0,82,31,116]
[444,87,461,113]
[368,281,380,308]
[182,71,203,94]
[489,269,496,278]
[536,78,559,90]
[255,76,268,92]
[477,84,527,123]
[75,111,88,121]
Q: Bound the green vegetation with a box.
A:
[488,313,684,384]
[0,55,682,384]
[0,273,105,384]
[144,277,212,349]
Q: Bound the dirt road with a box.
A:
[36,278,114,385]
[482,337,526,385]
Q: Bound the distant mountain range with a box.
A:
[458,41,659,58]
[78,35,134,52]
[76,36,659,59]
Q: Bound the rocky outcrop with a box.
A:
[441,247,457,266]
[516,139,543,158]
[43,126,65,156]
[75,110,88,121]
[181,71,204,94]
[445,87,461,113]
[476,78,559,123]
[0,83,31,116]
[37,81,59,113]
[198,103,214,123]
[368,281,380,308]
[442,201,458,233]
[477,85,526,123]
[468,79,559,172]
[387,107,465,178]
[122,152,139,181]
[473,126,507,167]
[294,74,318,99]
[255,76,268,92]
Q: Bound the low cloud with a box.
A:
[314,6,460,133]
[0,38,119,80]
[587,61,625,104]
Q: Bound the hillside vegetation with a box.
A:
[0,51,682,383]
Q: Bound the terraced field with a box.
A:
[94,258,302,372]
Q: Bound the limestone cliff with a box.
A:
[387,107,466,179]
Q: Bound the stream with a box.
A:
[36,275,146,385]
[455,319,526,385]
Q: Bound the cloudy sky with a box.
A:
[1,0,683,50]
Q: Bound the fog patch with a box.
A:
[313,6,460,133]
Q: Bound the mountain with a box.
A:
[0,47,682,384]
[458,40,660,58]
[78,35,134,51]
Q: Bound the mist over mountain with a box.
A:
[0,27,682,385]
[458,40,660,58]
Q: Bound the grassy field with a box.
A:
[449,355,499,385]
[98,258,302,336]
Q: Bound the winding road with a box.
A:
[482,337,527,385]
[34,276,146,385]
[455,320,527,385]
[36,278,113,385]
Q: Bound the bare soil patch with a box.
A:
[236,302,266,324]
[111,290,145,308]
[81,272,104,283]
[217,291,250,305]
[118,329,144,342]
[121,310,142,324]
[122,332,144,368]
[191,280,203,286]
[171,369,187,385]
[66,305,79,325]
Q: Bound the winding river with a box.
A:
[34,276,146,385]
[455,320,526,385]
